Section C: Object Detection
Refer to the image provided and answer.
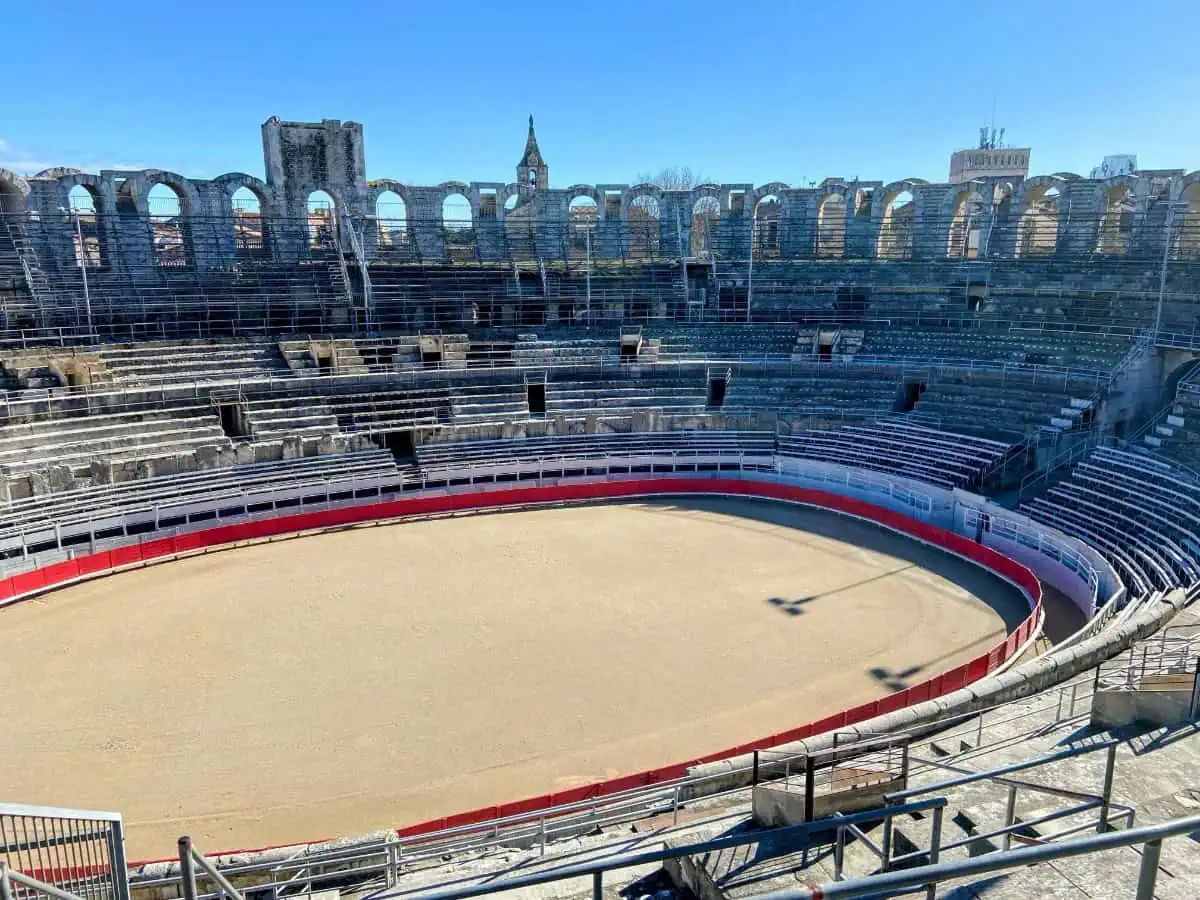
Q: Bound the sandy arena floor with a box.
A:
[0,497,1029,859]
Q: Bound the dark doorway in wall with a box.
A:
[966,281,988,313]
[707,374,727,409]
[316,352,333,373]
[376,430,415,462]
[527,381,546,415]
[899,380,926,412]
[217,402,242,438]
[818,337,834,362]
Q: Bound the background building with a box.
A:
[949,126,1030,183]
[1091,154,1138,178]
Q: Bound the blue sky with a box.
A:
[3,0,1197,187]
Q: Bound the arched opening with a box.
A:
[877,190,914,259]
[568,196,597,260]
[628,195,660,256]
[68,184,103,268]
[307,190,337,254]
[946,191,983,259]
[376,190,408,251]
[231,186,265,257]
[147,182,188,267]
[1016,185,1060,257]
[1175,182,1200,260]
[753,195,781,258]
[815,193,846,258]
[442,192,474,260]
[690,196,721,258]
[1097,185,1136,255]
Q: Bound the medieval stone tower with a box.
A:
[517,116,548,192]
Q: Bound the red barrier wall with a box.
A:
[0,477,1042,854]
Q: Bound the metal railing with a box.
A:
[177,838,243,900]
[741,813,1200,900]
[0,805,128,900]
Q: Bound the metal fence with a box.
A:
[0,805,128,900]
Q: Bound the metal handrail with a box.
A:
[178,837,244,900]
[0,862,86,900]
[362,799,949,900]
[741,812,1200,900]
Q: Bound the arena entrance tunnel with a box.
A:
[0,476,1043,859]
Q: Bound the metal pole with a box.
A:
[1155,203,1175,341]
[1001,785,1018,851]
[1098,744,1117,833]
[746,212,755,323]
[1135,838,1162,900]
[178,837,197,900]
[0,861,13,900]
[72,210,94,340]
[925,807,943,900]
[592,871,603,900]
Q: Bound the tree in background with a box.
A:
[634,166,713,190]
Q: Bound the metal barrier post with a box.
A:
[1099,744,1117,833]
[0,861,13,900]
[1135,839,1162,900]
[752,750,760,787]
[178,837,198,900]
[1190,658,1200,719]
[592,871,602,900]
[1001,785,1018,851]
[879,806,893,873]
[109,818,131,900]
[925,807,943,900]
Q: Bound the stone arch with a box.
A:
[0,168,31,214]
[211,175,273,258]
[567,193,599,259]
[147,182,190,266]
[814,185,848,258]
[212,173,274,211]
[371,182,409,249]
[1095,176,1139,255]
[875,180,920,259]
[440,186,475,260]
[690,194,722,258]
[753,193,782,258]
[564,184,601,206]
[367,179,412,209]
[66,183,105,268]
[54,172,109,214]
[139,170,201,216]
[1015,177,1065,258]
[752,182,791,206]
[621,184,662,218]
[306,189,338,253]
[943,185,986,258]
[625,189,661,256]
[497,183,525,217]
[231,187,266,257]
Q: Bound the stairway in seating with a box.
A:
[2,217,56,307]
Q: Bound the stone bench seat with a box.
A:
[0,411,222,453]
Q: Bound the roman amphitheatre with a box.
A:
[0,113,1197,898]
